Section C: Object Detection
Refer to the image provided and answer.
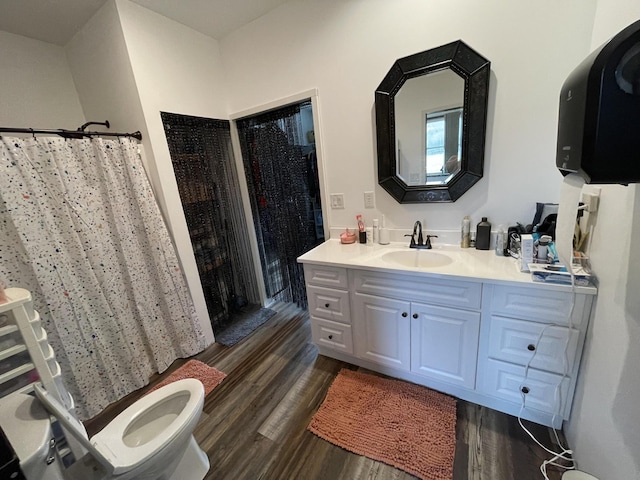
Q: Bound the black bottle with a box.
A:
[475,217,491,250]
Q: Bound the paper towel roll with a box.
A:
[556,173,586,266]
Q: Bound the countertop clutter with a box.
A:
[297,240,597,295]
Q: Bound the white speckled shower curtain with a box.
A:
[0,136,206,419]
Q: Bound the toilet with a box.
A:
[0,379,209,480]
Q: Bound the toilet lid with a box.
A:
[33,384,114,472]
[90,378,204,475]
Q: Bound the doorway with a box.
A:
[161,112,260,333]
[235,99,324,308]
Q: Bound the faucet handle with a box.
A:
[425,235,438,249]
[404,233,416,247]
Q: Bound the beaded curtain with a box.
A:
[236,101,324,308]
[161,113,259,331]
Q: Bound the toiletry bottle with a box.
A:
[372,218,379,243]
[366,227,373,245]
[469,232,476,248]
[357,214,366,243]
[475,217,491,250]
[379,215,390,245]
[461,215,471,248]
[495,225,505,256]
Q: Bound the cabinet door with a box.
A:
[352,293,411,371]
[410,302,480,388]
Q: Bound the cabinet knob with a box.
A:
[412,313,419,319]
[328,335,333,340]
[401,312,408,317]
[521,386,530,394]
[325,303,330,308]
[527,344,536,351]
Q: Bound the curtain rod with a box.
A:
[0,120,142,141]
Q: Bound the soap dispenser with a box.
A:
[475,217,491,250]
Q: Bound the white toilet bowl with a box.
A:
[34,378,210,480]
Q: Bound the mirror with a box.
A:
[376,40,490,203]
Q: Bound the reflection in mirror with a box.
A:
[376,40,491,203]
[395,70,464,186]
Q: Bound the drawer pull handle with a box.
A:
[325,303,330,308]
[401,312,408,317]
[412,313,419,319]
[328,335,333,340]
[521,386,530,394]
[527,344,536,351]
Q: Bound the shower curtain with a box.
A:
[0,136,207,419]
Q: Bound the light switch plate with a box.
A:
[364,191,375,209]
[330,193,345,209]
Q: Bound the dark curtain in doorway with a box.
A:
[236,100,323,308]
[162,113,259,330]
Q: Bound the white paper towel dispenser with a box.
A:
[556,19,640,184]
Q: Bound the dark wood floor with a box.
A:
[86,302,568,480]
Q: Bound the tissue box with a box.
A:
[520,234,534,272]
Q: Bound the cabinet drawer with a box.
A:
[303,264,348,289]
[307,285,350,323]
[352,270,482,310]
[490,285,588,326]
[482,359,570,416]
[311,317,353,354]
[488,316,579,374]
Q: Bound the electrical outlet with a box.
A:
[364,191,375,209]
[330,193,345,209]
[581,189,600,213]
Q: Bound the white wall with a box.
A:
[65,0,234,344]
[220,0,596,236]
[563,4,640,479]
[0,31,85,128]
[114,0,231,344]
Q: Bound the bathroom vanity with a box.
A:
[298,241,596,428]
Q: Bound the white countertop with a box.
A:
[297,240,597,295]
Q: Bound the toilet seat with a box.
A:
[91,379,204,475]
[34,378,205,477]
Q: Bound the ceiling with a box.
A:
[0,0,289,46]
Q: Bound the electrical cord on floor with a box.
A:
[517,259,579,479]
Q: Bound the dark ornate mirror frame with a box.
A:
[376,40,491,203]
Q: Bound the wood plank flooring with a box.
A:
[85,302,569,480]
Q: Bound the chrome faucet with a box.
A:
[405,221,438,249]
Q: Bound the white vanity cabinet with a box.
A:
[303,264,353,355]
[351,270,482,388]
[298,241,596,428]
[476,284,593,426]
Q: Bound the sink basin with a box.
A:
[381,250,453,268]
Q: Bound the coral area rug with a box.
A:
[149,359,226,396]
[308,369,457,480]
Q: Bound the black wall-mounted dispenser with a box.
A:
[556,19,640,184]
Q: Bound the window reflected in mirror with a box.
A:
[426,107,462,184]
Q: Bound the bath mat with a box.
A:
[149,359,226,396]
[215,306,276,346]
[308,369,457,480]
